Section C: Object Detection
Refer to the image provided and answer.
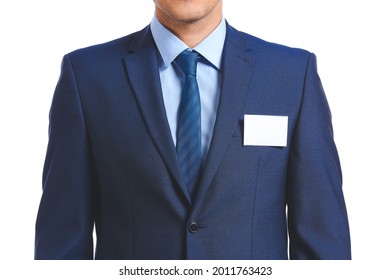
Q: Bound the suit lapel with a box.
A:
[193,24,255,209]
[122,25,254,208]
[122,27,191,203]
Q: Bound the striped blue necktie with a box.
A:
[175,50,201,198]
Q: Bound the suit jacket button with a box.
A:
[188,222,199,233]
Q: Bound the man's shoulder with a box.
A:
[229,25,311,60]
[66,26,149,62]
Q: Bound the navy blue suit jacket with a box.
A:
[35,23,351,260]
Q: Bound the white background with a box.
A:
[1,0,389,278]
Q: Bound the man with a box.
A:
[35,0,351,259]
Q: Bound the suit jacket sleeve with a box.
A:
[35,55,97,259]
[286,53,351,259]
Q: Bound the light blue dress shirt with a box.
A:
[150,15,226,162]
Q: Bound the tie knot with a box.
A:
[175,50,198,76]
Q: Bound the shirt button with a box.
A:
[188,222,199,233]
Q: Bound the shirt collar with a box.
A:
[150,15,226,70]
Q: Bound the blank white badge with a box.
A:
[244,114,288,147]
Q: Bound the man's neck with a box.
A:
[155,6,223,48]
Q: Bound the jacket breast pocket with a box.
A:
[233,120,244,138]
[232,119,288,151]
